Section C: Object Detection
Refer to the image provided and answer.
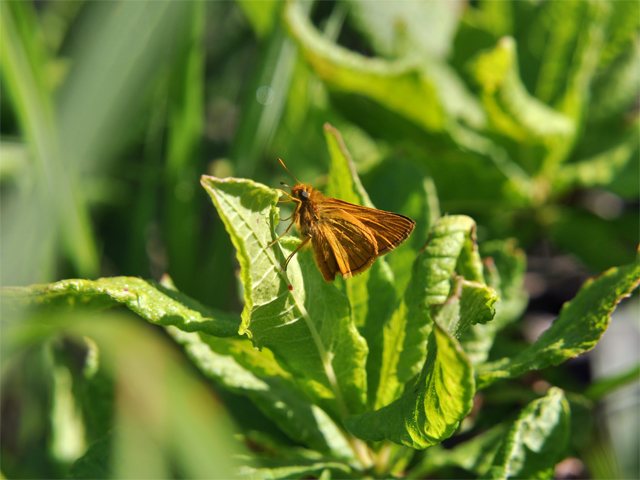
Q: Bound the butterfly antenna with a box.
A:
[278,158,302,185]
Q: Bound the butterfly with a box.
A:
[269,159,415,282]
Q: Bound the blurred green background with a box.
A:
[1,0,638,478]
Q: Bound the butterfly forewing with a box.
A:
[271,160,416,282]
[311,199,414,281]
[321,199,415,255]
[314,211,378,280]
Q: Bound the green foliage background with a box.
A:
[1,1,638,478]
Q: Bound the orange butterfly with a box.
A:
[269,159,415,282]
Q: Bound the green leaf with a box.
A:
[439,124,533,206]
[555,128,639,193]
[398,215,485,383]
[324,123,374,208]
[322,123,399,410]
[163,1,206,300]
[238,454,351,480]
[483,387,571,480]
[548,208,639,273]
[468,36,574,148]
[7,310,243,479]
[344,321,474,449]
[480,239,528,330]
[584,362,640,401]
[598,1,640,70]
[365,160,440,294]
[531,1,588,106]
[167,327,353,459]
[374,215,489,409]
[237,0,281,39]
[284,1,485,133]
[435,278,499,338]
[347,0,463,59]
[409,423,508,478]
[476,252,640,389]
[460,239,528,365]
[68,434,112,479]
[200,176,368,418]
[591,36,640,123]
[557,1,610,124]
[1,277,240,337]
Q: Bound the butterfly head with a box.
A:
[291,184,312,202]
[277,158,312,202]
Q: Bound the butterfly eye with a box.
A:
[300,190,310,200]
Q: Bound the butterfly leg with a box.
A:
[276,188,293,203]
[266,217,297,249]
[282,237,311,272]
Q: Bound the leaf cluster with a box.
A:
[1,1,639,478]
[4,128,638,478]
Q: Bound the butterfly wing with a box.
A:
[322,199,415,255]
[312,210,378,281]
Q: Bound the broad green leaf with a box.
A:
[460,239,528,365]
[68,434,112,479]
[476,252,640,389]
[374,301,409,410]
[409,423,508,478]
[1,277,240,338]
[456,223,485,284]
[557,1,609,124]
[435,124,533,207]
[201,176,368,418]
[468,36,574,150]
[598,1,639,71]
[324,122,373,209]
[549,208,638,273]
[344,321,474,449]
[167,327,353,459]
[237,0,281,39]
[529,1,610,178]
[10,311,243,479]
[554,128,639,193]
[435,279,499,338]
[47,335,114,447]
[483,387,571,479]
[356,259,398,411]
[284,1,485,133]
[323,123,399,409]
[591,37,640,123]
[480,239,528,331]
[531,1,588,106]
[365,159,440,294]
[238,453,351,480]
[347,0,464,59]
[475,0,513,38]
[398,215,484,383]
[375,215,486,409]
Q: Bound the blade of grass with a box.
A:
[0,1,99,279]
[164,0,206,293]
[585,363,640,401]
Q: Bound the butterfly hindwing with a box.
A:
[313,209,378,280]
